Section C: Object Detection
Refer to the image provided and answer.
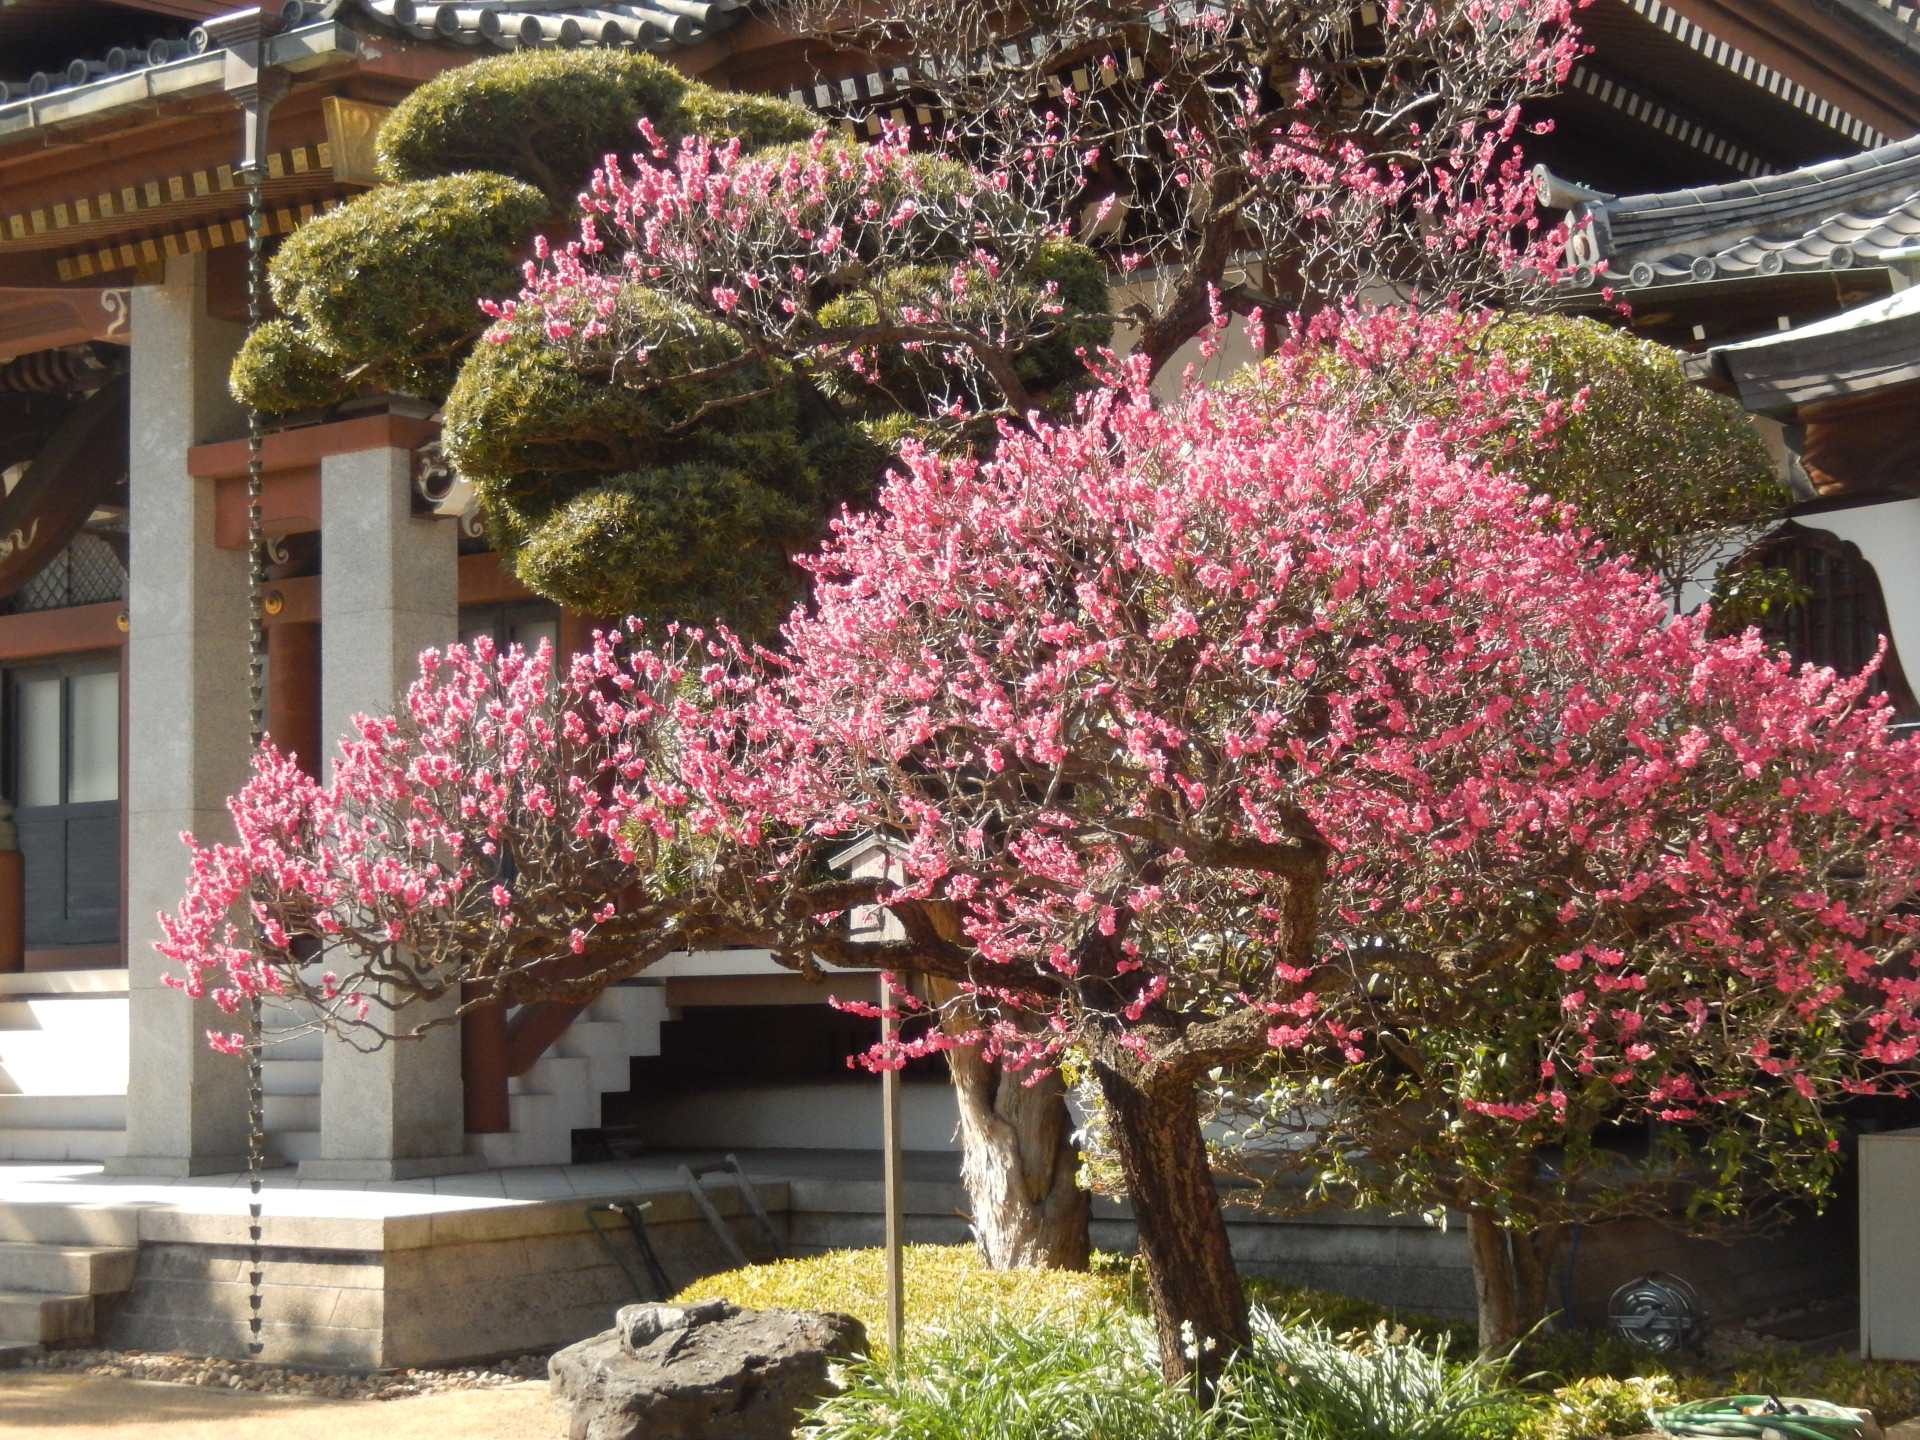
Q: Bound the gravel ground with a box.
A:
[18,1347,553,1400]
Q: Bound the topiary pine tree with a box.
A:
[234,49,1111,635]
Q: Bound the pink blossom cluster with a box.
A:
[483,124,1078,418]
[158,633,728,1050]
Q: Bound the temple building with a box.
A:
[0,0,1913,1366]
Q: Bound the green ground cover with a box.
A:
[677,1246,1920,1439]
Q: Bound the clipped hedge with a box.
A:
[671,1245,1130,1359]
[376,48,810,204]
[236,172,546,411]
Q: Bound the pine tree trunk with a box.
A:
[945,1038,1090,1270]
[1466,1207,1561,1354]
[1093,1051,1249,1386]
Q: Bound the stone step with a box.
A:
[0,1094,124,1129]
[0,999,129,1096]
[261,1059,321,1096]
[0,1242,135,1296]
[0,1205,138,1249]
[270,1129,320,1163]
[0,1128,127,1162]
[0,1291,96,1345]
[263,1094,317,1130]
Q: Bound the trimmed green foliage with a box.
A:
[817,238,1112,414]
[446,294,881,630]
[671,1244,1128,1362]
[673,87,821,152]
[376,48,808,205]
[229,318,356,414]
[1477,314,1788,601]
[242,45,1103,631]
[237,173,545,410]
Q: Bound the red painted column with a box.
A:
[267,621,322,778]
[461,983,512,1134]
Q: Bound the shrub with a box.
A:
[671,1244,1128,1360]
[235,173,546,409]
[1515,1374,1678,1440]
[376,48,810,204]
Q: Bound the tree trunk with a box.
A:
[1466,1207,1561,1353]
[945,1039,1091,1270]
[1093,1052,1249,1386]
[922,924,1090,1271]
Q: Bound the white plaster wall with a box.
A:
[1789,498,1920,682]
[1861,1129,1920,1359]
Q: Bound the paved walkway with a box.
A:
[0,1374,557,1438]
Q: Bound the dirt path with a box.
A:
[0,1374,560,1438]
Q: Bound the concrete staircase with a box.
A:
[0,1204,136,1349]
[261,1026,323,1166]
[260,980,667,1169]
[469,981,667,1167]
[0,971,128,1162]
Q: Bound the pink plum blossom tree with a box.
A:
[165,337,1920,1376]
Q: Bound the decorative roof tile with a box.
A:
[1555,132,1920,290]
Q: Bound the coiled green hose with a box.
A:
[1652,1395,1873,1440]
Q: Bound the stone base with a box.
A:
[99,1181,795,1368]
[296,1154,488,1181]
[103,1154,256,1179]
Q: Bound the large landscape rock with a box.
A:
[550,1298,866,1440]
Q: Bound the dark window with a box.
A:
[1739,525,1919,720]
[7,655,120,947]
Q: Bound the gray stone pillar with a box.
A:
[303,445,475,1179]
[115,255,253,1176]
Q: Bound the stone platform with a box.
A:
[0,1151,970,1369]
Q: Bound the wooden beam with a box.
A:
[0,602,124,664]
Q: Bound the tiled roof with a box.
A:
[0,0,733,116]
[1698,285,1920,411]
[355,0,746,52]
[1558,132,1920,289]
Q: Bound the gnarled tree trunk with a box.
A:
[926,966,1089,1271]
[945,1037,1090,1270]
[1092,1047,1249,1386]
[1466,1206,1561,1353]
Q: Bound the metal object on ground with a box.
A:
[586,1200,673,1302]
[680,1155,784,1268]
[1653,1394,1878,1440]
[1609,1272,1710,1354]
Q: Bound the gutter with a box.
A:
[0,22,359,150]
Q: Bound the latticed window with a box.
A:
[6,534,125,615]
[1740,525,1919,720]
